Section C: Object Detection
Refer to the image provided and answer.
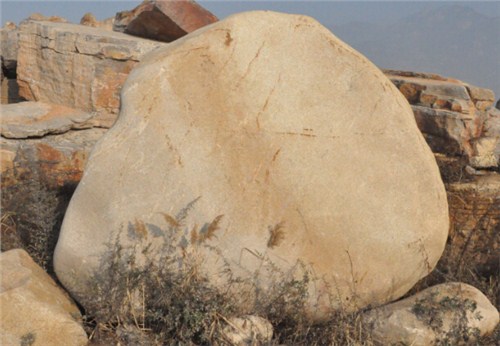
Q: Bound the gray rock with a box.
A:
[0,22,18,76]
[363,282,499,346]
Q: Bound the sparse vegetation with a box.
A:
[3,156,498,345]
[20,332,36,346]
[1,165,73,273]
[77,202,376,345]
[411,291,482,345]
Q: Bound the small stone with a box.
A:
[469,137,499,168]
[363,282,499,346]
[218,315,273,345]
[80,12,114,31]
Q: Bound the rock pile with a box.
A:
[384,70,500,277]
[0,1,498,344]
[385,70,499,169]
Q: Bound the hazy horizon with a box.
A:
[2,1,499,26]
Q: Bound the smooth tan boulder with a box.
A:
[55,11,449,321]
[0,249,87,346]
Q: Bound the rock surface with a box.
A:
[1,101,96,138]
[0,249,88,346]
[1,78,22,104]
[1,102,106,266]
[80,12,114,31]
[363,282,499,346]
[385,70,499,169]
[1,128,105,189]
[55,11,449,321]
[114,0,218,42]
[219,315,273,345]
[17,20,166,127]
[446,175,500,275]
[0,21,18,77]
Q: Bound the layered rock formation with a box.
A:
[385,71,500,277]
[1,101,96,138]
[1,101,106,190]
[385,70,499,169]
[1,102,106,269]
[54,11,449,321]
[17,20,166,127]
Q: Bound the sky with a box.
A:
[1,1,499,27]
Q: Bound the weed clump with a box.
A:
[1,172,71,272]
[79,199,375,345]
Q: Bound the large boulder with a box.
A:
[55,11,449,321]
[16,20,166,127]
[0,249,88,346]
[114,0,218,42]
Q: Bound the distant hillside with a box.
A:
[332,5,500,99]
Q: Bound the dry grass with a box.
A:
[1,174,72,273]
[3,153,497,344]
